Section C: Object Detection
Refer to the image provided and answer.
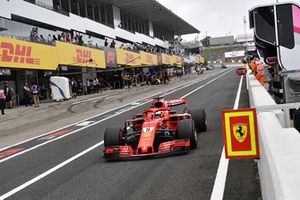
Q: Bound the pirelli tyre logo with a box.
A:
[73,49,95,64]
[0,42,40,65]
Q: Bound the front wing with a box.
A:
[103,139,190,160]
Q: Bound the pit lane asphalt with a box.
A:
[0,69,260,200]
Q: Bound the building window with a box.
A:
[119,9,149,35]
[79,0,86,18]
[71,0,79,15]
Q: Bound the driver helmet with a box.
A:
[155,111,163,118]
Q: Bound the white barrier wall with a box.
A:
[247,74,285,126]
[247,74,300,200]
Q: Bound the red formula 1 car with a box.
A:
[103,97,207,160]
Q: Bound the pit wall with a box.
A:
[247,73,300,200]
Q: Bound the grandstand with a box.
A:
[0,0,200,101]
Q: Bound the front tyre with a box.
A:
[104,127,121,147]
[189,108,207,132]
[177,119,197,149]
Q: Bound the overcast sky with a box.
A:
[157,0,300,41]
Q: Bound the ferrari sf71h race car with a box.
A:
[103,97,207,160]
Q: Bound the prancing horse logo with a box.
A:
[233,123,247,143]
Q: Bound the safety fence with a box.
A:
[247,72,300,200]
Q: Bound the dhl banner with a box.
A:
[116,49,141,66]
[173,55,183,66]
[197,56,204,64]
[140,51,158,66]
[222,108,260,159]
[194,56,199,64]
[56,41,105,68]
[0,37,57,70]
[194,55,205,64]
[195,56,200,64]
[161,53,174,65]
[199,56,204,64]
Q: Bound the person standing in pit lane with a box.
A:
[23,83,32,107]
[4,82,13,109]
[0,89,6,115]
[31,82,40,108]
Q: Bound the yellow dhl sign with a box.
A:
[199,56,205,64]
[194,55,204,64]
[0,36,188,70]
[173,55,183,66]
[140,51,158,66]
[161,53,174,65]
[56,42,105,68]
[0,37,57,70]
[116,49,141,66]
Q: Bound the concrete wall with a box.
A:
[247,73,300,200]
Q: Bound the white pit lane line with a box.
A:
[210,75,243,200]
[0,69,235,199]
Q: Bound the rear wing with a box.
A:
[151,97,187,108]
[165,98,187,107]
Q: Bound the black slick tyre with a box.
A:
[177,119,197,149]
[189,108,207,132]
[104,127,121,147]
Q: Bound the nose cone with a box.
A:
[137,122,157,154]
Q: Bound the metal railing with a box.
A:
[0,33,55,46]
[255,103,300,128]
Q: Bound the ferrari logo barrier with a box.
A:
[233,123,247,143]
[222,108,260,159]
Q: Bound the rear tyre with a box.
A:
[189,108,207,132]
[177,119,197,149]
[104,127,121,147]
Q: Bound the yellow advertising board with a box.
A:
[173,55,183,66]
[199,56,205,64]
[56,41,105,68]
[140,51,158,66]
[195,56,200,64]
[161,53,174,65]
[116,49,141,66]
[0,37,58,70]
[194,55,205,64]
